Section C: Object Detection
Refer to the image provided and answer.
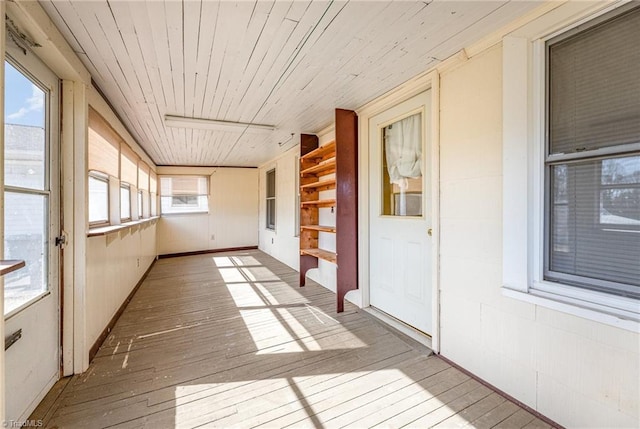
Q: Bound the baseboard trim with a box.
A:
[158,246,258,259]
[362,306,432,350]
[89,259,156,362]
[436,354,564,429]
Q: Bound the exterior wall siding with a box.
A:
[438,43,639,428]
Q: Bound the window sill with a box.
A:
[160,211,209,216]
[87,216,160,237]
[502,287,640,333]
[0,260,26,277]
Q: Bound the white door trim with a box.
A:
[356,70,441,353]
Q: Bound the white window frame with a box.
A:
[88,171,110,226]
[266,168,276,231]
[137,189,143,219]
[502,2,640,331]
[159,175,209,215]
[120,183,132,222]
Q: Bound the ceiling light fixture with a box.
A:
[164,115,275,134]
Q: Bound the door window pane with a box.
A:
[382,113,423,216]
[4,192,48,314]
[4,62,46,191]
[88,174,109,224]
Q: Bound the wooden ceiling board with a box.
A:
[39,0,540,167]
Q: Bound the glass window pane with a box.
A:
[4,62,46,191]
[138,191,143,218]
[382,113,423,216]
[266,169,276,198]
[548,7,640,155]
[151,192,157,216]
[4,192,48,314]
[266,199,276,230]
[89,175,109,224]
[160,195,208,214]
[548,159,640,295]
[121,186,131,220]
[160,176,208,196]
[600,155,640,226]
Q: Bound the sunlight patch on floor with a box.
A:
[173,378,310,428]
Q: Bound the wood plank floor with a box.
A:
[33,250,553,429]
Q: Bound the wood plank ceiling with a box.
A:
[40,0,539,167]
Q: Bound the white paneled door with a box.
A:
[4,47,60,421]
[369,91,432,335]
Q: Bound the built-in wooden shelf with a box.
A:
[301,141,336,161]
[301,199,336,209]
[300,178,336,192]
[299,119,356,314]
[301,248,337,264]
[88,216,160,237]
[0,260,25,277]
[301,225,336,233]
[300,157,336,176]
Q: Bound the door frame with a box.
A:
[3,43,62,420]
[356,70,441,353]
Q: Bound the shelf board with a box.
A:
[300,248,337,264]
[301,141,336,161]
[300,157,336,177]
[0,260,25,277]
[300,178,336,192]
[301,199,336,208]
[301,225,336,233]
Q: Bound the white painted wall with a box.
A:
[86,223,156,347]
[258,146,301,271]
[156,167,258,255]
[258,131,337,293]
[438,43,639,428]
[84,89,160,358]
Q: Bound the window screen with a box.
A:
[545,6,640,299]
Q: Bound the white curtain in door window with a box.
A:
[385,113,422,216]
[385,113,422,186]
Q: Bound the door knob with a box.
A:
[427,228,433,236]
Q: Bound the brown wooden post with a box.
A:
[335,109,358,312]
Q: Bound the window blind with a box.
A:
[548,156,640,296]
[150,171,157,194]
[138,161,150,191]
[549,7,640,155]
[120,144,138,186]
[160,176,208,196]
[546,6,640,299]
[88,108,119,177]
